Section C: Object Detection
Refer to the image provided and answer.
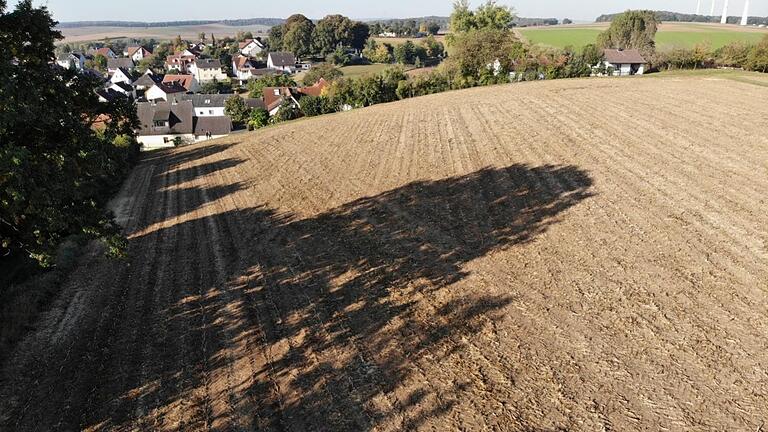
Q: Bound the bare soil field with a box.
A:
[59,23,270,43]
[2,74,768,431]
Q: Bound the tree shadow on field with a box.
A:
[126,161,594,431]
[3,143,595,431]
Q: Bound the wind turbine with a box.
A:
[710,0,717,16]
[721,0,729,23]
[697,0,702,14]
[741,0,750,25]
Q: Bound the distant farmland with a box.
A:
[58,23,271,43]
[519,22,768,51]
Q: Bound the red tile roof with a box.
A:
[163,74,196,91]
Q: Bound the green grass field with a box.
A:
[519,23,768,51]
[339,64,415,77]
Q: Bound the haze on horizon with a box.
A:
[10,0,768,24]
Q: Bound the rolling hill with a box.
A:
[2,73,768,431]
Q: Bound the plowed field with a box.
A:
[2,74,768,431]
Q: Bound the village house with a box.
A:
[262,78,330,116]
[95,88,123,103]
[145,80,187,102]
[56,52,86,70]
[109,67,133,85]
[267,52,297,73]
[239,38,265,57]
[106,81,136,99]
[135,99,195,149]
[188,58,227,83]
[165,53,197,73]
[163,74,199,93]
[132,70,162,94]
[107,57,135,74]
[125,46,152,62]
[95,47,117,58]
[601,48,646,76]
[232,55,269,83]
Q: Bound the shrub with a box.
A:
[247,108,270,130]
[302,63,343,86]
[300,95,336,117]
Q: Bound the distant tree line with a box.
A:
[596,10,768,26]
[57,18,285,28]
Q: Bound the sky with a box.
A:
[11,0,768,23]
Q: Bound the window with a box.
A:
[154,120,168,127]
[209,110,213,115]
[273,89,280,96]
[204,99,211,104]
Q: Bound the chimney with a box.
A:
[741,0,750,25]
[721,0,729,23]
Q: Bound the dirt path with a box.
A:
[2,75,768,431]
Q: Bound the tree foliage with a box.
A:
[224,96,250,126]
[597,10,658,54]
[281,14,315,58]
[247,108,270,130]
[247,74,296,98]
[1,0,140,264]
[449,0,516,33]
[302,63,343,86]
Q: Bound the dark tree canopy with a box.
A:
[0,0,139,264]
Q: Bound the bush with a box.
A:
[302,63,343,86]
[248,74,296,98]
[300,95,336,116]
[327,46,352,66]
[745,36,768,72]
[247,108,270,130]
[224,95,251,126]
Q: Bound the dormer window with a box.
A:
[204,99,211,104]
[273,89,280,96]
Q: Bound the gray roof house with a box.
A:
[107,57,135,72]
[267,52,297,72]
[135,100,195,149]
[602,48,647,76]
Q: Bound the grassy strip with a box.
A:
[0,236,89,365]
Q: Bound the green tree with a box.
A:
[272,99,300,123]
[173,34,186,51]
[268,25,285,51]
[426,22,441,35]
[247,108,270,130]
[302,63,343,86]
[0,0,140,264]
[313,14,354,56]
[597,10,658,54]
[224,95,250,126]
[363,41,395,63]
[247,74,296,98]
[199,79,232,94]
[300,95,335,116]
[282,14,315,58]
[444,28,521,78]
[450,0,515,33]
[394,40,417,64]
[421,36,445,58]
[326,46,351,66]
[349,22,371,50]
[87,53,107,72]
[581,43,605,66]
